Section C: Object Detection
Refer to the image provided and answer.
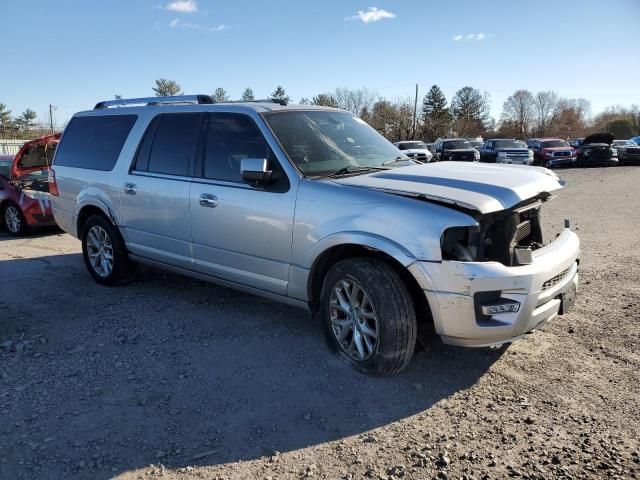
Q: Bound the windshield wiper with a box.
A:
[383,155,411,165]
[322,165,389,178]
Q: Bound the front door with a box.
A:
[189,113,296,295]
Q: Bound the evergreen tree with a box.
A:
[270,86,290,104]
[420,85,451,141]
[241,87,255,102]
[152,79,182,96]
[212,88,230,103]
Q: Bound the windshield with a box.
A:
[443,140,471,149]
[494,140,527,149]
[541,140,569,148]
[613,140,634,146]
[264,110,403,175]
[397,142,427,150]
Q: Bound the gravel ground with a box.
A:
[1,166,639,480]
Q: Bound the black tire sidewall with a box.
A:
[320,257,417,375]
[81,214,130,286]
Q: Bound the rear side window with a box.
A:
[135,113,202,177]
[55,115,136,170]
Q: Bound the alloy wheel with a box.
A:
[329,278,379,361]
[5,205,22,233]
[86,225,114,277]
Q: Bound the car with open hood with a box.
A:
[612,139,640,165]
[480,138,533,165]
[433,138,480,162]
[393,141,433,163]
[529,138,577,168]
[51,95,579,375]
[0,134,60,235]
[577,133,618,167]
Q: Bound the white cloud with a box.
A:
[165,0,198,13]
[345,6,396,24]
[454,32,493,41]
[169,18,229,32]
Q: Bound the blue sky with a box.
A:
[1,0,639,126]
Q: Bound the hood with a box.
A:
[402,149,432,155]
[444,147,476,152]
[11,134,60,179]
[332,162,563,214]
[582,132,614,146]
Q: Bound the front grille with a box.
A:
[625,148,640,155]
[553,151,571,157]
[542,267,570,291]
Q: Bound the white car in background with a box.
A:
[394,141,433,163]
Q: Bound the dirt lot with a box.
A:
[1,167,639,480]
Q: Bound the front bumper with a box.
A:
[409,228,580,347]
[544,157,576,168]
[497,157,533,165]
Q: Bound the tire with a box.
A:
[320,257,417,375]
[2,202,29,236]
[81,214,133,286]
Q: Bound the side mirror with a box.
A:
[241,158,273,185]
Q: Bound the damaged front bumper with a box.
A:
[409,227,580,347]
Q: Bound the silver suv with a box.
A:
[51,95,580,375]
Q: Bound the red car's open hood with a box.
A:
[11,133,61,179]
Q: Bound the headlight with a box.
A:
[441,226,480,261]
[497,151,507,158]
[545,151,554,157]
[474,150,480,160]
[611,148,617,156]
[528,150,534,158]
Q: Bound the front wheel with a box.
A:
[321,258,417,375]
[81,214,133,286]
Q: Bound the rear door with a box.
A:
[119,112,203,269]
[189,112,295,295]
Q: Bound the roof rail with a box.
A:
[224,98,289,106]
[94,94,214,110]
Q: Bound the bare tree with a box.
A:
[334,87,377,117]
[532,91,560,137]
[152,79,182,96]
[501,89,534,138]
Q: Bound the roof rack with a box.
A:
[224,98,289,106]
[94,94,214,110]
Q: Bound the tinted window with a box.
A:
[202,113,271,182]
[55,115,136,170]
[146,113,202,176]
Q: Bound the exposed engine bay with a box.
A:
[441,196,548,266]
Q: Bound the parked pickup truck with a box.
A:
[433,138,480,161]
[393,141,433,162]
[529,138,577,168]
[613,139,640,165]
[0,134,60,235]
[480,139,533,165]
[51,95,580,375]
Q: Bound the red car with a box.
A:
[529,138,577,168]
[0,134,60,235]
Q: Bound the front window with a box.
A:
[443,140,471,149]
[263,110,402,176]
[397,141,427,150]
[541,140,569,148]
[494,139,527,149]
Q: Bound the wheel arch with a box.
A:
[307,241,433,330]
[76,202,115,237]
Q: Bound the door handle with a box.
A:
[199,193,218,208]
[123,183,137,195]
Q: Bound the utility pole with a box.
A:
[412,84,418,140]
[49,104,54,134]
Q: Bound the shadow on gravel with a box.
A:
[0,253,505,479]
[0,226,63,241]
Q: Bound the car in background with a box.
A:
[393,141,433,162]
[569,138,584,149]
[467,139,483,151]
[612,139,640,165]
[480,139,533,165]
[0,134,60,235]
[630,136,640,146]
[0,155,13,177]
[529,138,577,168]
[577,133,618,167]
[433,138,480,161]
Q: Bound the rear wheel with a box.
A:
[321,257,417,375]
[3,202,29,236]
[81,214,133,285]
